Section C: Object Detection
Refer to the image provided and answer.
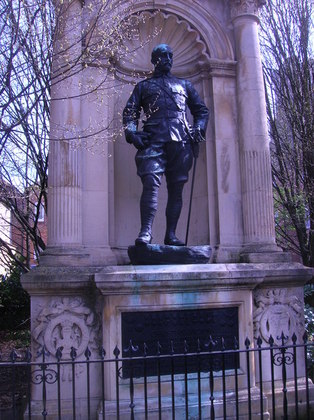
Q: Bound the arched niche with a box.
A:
[109,9,236,249]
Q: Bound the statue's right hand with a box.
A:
[128,132,150,150]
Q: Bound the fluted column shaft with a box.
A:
[48,0,82,247]
[233,9,276,249]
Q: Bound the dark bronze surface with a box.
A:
[122,307,239,378]
[128,244,211,265]
[123,44,209,247]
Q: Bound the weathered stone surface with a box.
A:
[127,244,211,265]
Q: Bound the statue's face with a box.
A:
[152,44,173,73]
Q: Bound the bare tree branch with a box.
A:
[260,0,314,266]
[0,0,160,272]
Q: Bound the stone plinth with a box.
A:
[93,262,313,418]
[21,262,313,418]
[21,266,103,419]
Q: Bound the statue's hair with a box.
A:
[151,44,173,64]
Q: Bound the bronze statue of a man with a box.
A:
[123,44,209,246]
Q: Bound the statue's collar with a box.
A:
[152,70,172,78]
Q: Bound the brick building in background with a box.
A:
[0,180,47,274]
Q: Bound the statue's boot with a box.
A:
[135,175,159,245]
[164,182,185,246]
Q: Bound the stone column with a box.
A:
[231,0,283,261]
[42,0,85,265]
[209,61,244,262]
[80,65,117,265]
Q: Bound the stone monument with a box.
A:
[21,0,313,418]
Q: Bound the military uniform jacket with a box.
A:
[123,73,209,143]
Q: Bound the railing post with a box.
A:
[70,346,77,420]
[184,340,189,419]
[269,335,276,419]
[233,338,239,420]
[143,342,148,420]
[9,349,18,420]
[156,341,162,420]
[124,340,138,420]
[56,347,63,420]
[30,346,58,419]
[256,336,263,419]
[303,332,310,419]
[206,336,216,419]
[25,348,32,420]
[292,333,299,419]
[197,338,202,420]
[221,337,226,419]
[113,345,121,419]
[279,332,289,420]
[41,346,48,418]
[84,347,91,420]
[100,347,106,420]
[170,340,176,420]
[245,337,252,420]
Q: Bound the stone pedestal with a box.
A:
[22,262,313,419]
[21,267,104,419]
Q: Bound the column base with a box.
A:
[39,245,118,266]
[240,243,292,263]
[240,251,292,263]
[212,245,244,263]
[212,244,293,264]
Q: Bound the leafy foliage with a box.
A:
[0,262,30,331]
[304,284,314,343]
[304,285,314,379]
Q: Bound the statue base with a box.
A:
[127,244,212,265]
[20,262,313,419]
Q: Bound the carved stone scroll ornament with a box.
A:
[230,0,266,18]
[253,289,304,345]
[33,297,100,360]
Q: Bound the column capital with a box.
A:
[230,0,266,20]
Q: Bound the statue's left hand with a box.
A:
[127,131,150,150]
[191,126,206,143]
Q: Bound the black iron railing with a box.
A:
[0,333,313,419]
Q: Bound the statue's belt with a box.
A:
[144,111,186,120]
[144,111,192,138]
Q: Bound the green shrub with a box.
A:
[0,263,30,331]
[304,283,314,380]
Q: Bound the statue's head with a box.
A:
[151,44,173,73]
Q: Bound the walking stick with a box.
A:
[185,144,199,246]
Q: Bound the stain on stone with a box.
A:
[61,141,75,186]
[221,143,230,193]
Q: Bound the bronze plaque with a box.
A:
[122,307,239,378]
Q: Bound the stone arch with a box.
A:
[119,1,235,62]
[114,10,210,78]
